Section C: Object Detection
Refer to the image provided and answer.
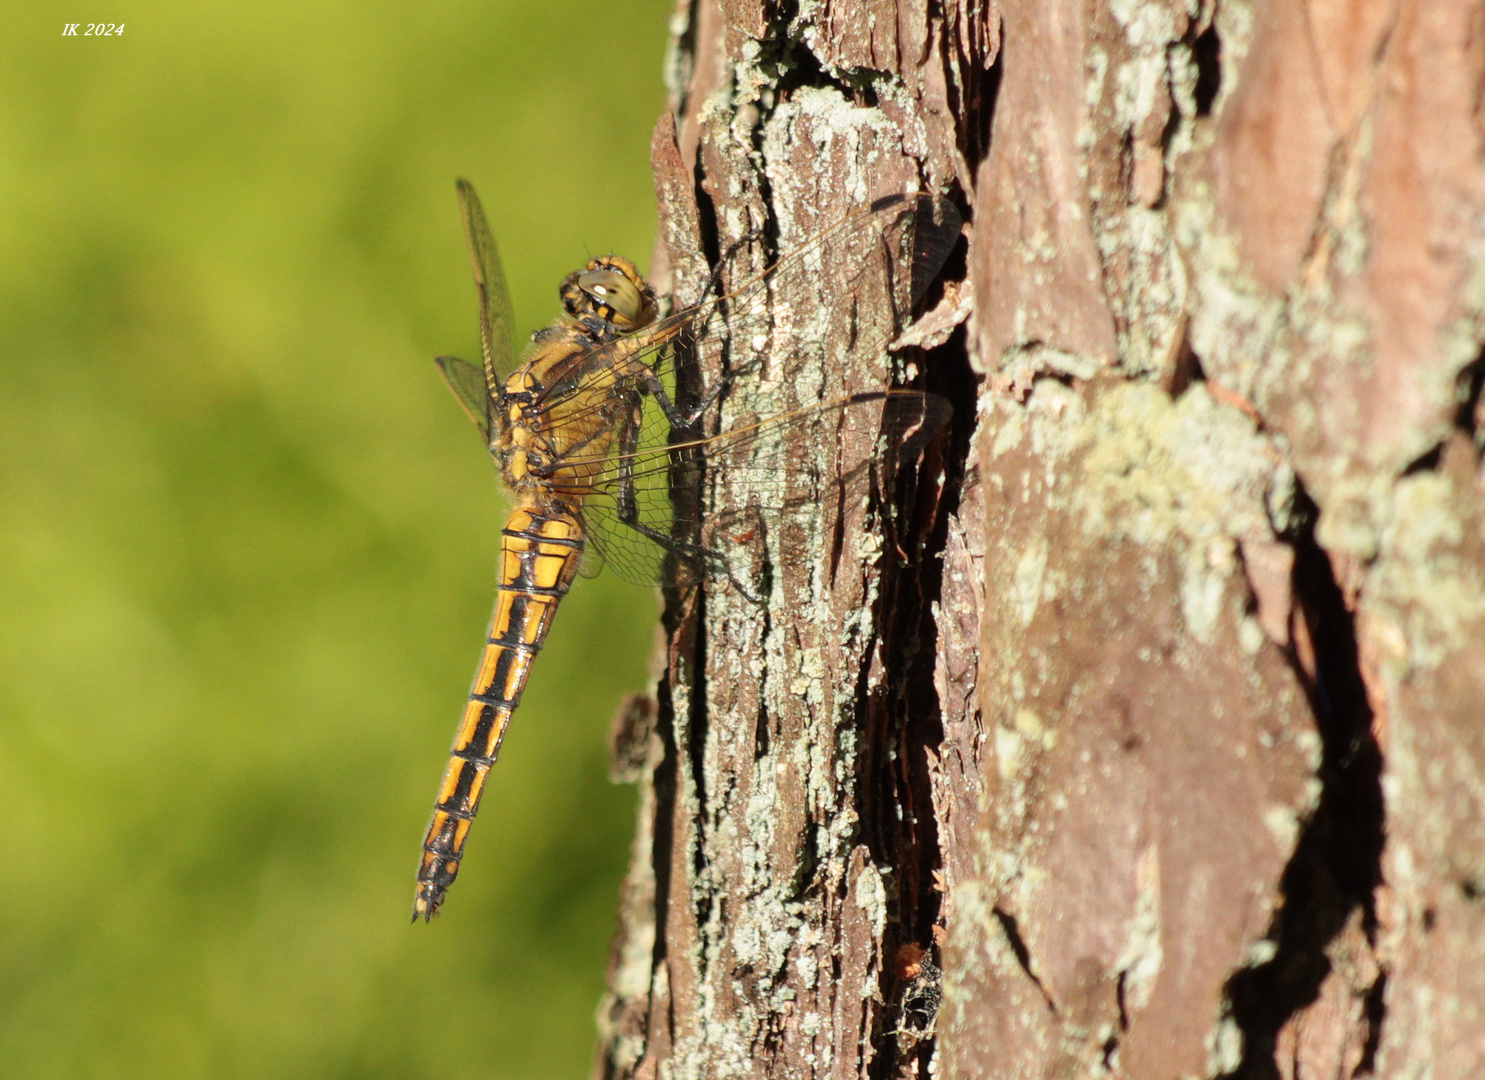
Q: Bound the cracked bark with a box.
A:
[593,0,1485,1077]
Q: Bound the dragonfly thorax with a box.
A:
[493,320,630,500]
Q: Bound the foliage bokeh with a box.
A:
[0,3,671,1076]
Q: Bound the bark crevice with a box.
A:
[1218,479,1386,1078]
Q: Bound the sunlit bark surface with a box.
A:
[594,1,1485,1077]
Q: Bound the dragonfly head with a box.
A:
[561,256,657,333]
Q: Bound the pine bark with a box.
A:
[594,0,1485,1077]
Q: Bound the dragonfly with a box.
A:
[413,179,961,921]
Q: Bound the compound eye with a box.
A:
[578,267,644,327]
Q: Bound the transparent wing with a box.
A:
[543,389,948,587]
[455,178,516,392]
[500,191,960,587]
[434,355,493,443]
[523,193,962,437]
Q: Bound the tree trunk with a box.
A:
[595,0,1485,1077]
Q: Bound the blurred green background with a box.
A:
[0,2,672,1076]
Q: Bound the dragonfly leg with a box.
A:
[631,227,769,432]
[619,504,761,603]
[638,366,728,432]
[608,396,757,597]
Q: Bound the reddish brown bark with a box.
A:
[595,0,1485,1077]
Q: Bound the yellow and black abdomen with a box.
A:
[413,503,584,921]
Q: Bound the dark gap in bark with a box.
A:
[690,148,723,274]
[1217,481,1385,1079]
[737,67,784,271]
[925,207,969,305]
[647,600,689,983]
[1454,344,1485,452]
[870,928,905,1077]
[755,538,775,620]
[1116,123,1138,213]
[993,908,1056,1011]
[1401,441,1444,475]
[1101,971,1130,1065]
[647,659,677,980]
[1106,968,1130,1068]
[765,2,828,95]
[750,0,884,107]
[1356,971,1387,1073]
[859,326,973,1080]
[1192,21,1222,117]
[1150,67,1181,209]
[1160,322,1206,399]
[770,0,802,54]
[944,12,1002,171]
[861,623,933,1077]
[827,453,852,585]
[793,808,820,893]
[753,699,771,759]
[900,327,975,892]
[972,46,1004,168]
